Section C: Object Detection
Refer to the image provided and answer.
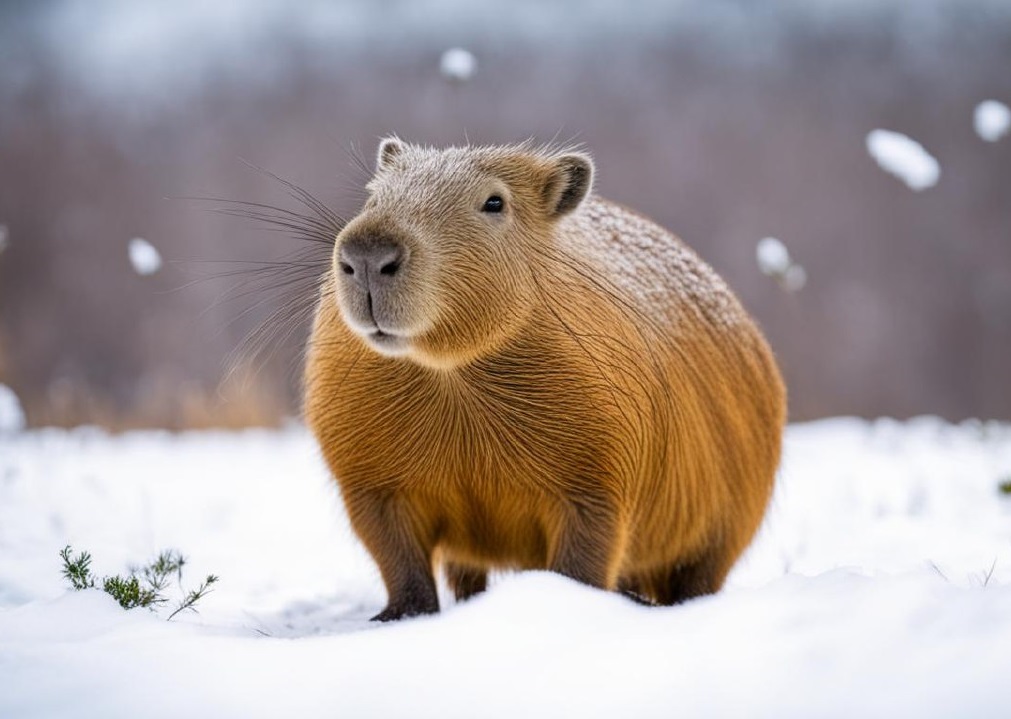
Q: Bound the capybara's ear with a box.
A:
[544,153,594,217]
[376,137,405,171]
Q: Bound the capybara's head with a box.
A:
[331,138,594,368]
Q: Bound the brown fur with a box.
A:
[304,139,786,620]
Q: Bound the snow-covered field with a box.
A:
[1,418,1010,718]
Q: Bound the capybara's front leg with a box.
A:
[344,487,439,621]
[548,499,620,590]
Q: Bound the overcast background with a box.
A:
[1,0,1009,428]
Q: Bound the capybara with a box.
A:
[304,138,785,620]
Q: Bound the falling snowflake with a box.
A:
[865,129,940,191]
[440,48,477,83]
[756,237,791,277]
[973,100,1010,143]
[756,237,806,293]
[128,237,162,276]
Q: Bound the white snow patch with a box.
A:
[974,100,1011,142]
[1,418,1010,717]
[439,47,477,82]
[865,129,940,191]
[0,384,26,433]
[127,237,162,275]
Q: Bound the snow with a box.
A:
[127,237,162,275]
[865,128,941,190]
[439,47,477,82]
[2,418,1011,717]
[575,197,746,329]
[756,236,791,276]
[756,236,806,292]
[0,384,26,433]
[782,263,807,291]
[974,100,1011,142]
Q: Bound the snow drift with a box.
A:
[1,418,1010,717]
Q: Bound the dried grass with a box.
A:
[25,364,291,431]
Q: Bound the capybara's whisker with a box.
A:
[179,175,342,390]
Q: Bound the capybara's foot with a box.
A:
[370,598,438,622]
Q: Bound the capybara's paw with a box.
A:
[370,601,438,622]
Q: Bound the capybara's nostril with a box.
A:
[375,245,403,278]
[339,237,404,287]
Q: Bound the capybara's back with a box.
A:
[304,138,785,620]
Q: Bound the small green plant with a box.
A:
[60,545,218,619]
[134,549,186,598]
[59,545,95,590]
[168,574,219,620]
[998,477,1011,496]
[102,574,163,610]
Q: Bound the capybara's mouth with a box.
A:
[364,329,409,355]
[367,326,400,341]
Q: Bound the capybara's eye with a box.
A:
[482,195,504,213]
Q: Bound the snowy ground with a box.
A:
[1,418,1010,718]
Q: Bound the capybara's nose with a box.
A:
[338,237,404,288]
